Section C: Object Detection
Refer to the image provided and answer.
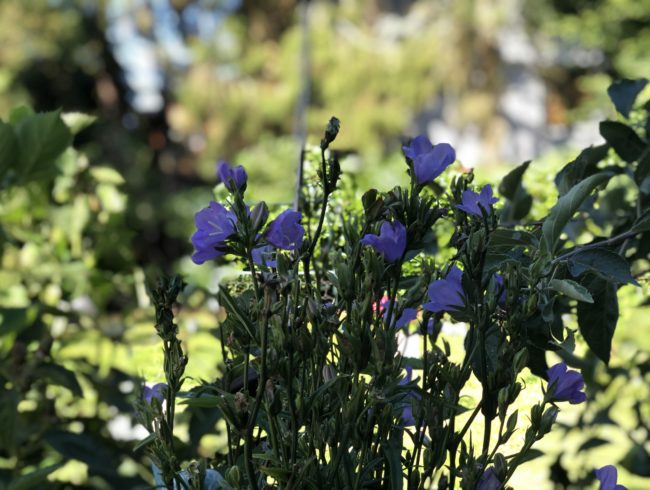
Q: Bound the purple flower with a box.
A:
[360,220,407,262]
[398,366,420,426]
[191,201,237,264]
[547,362,587,404]
[265,209,305,251]
[594,466,627,490]
[217,160,247,192]
[477,467,501,490]
[423,266,465,313]
[394,307,418,328]
[403,135,456,184]
[143,383,167,405]
[252,244,277,268]
[456,184,499,216]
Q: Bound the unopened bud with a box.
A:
[506,409,518,434]
[540,406,559,435]
[225,466,240,487]
[494,453,507,478]
[320,116,341,150]
[513,348,528,374]
[265,379,275,402]
[251,201,269,232]
[526,295,537,315]
[530,404,543,426]
[234,392,249,414]
[322,364,337,383]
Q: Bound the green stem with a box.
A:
[244,291,272,490]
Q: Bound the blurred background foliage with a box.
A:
[0,0,649,488]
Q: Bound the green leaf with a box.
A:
[498,161,533,220]
[7,464,64,490]
[549,279,593,303]
[44,430,115,475]
[133,433,156,452]
[14,110,73,183]
[0,121,19,180]
[488,228,539,250]
[554,145,610,195]
[567,249,638,285]
[33,363,83,396]
[607,78,648,118]
[499,161,530,198]
[218,287,257,341]
[9,106,34,124]
[88,167,125,185]
[622,443,650,477]
[384,434,403,490]
[539,173,612,260]
[180,395,222,408]
[61,112,96,135]
[631,208,650,233]
[517,449,544,464]
[259,466,293,481]
[577,277,618,364]
[578,437,609,451]
[599,121,646,163]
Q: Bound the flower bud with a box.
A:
[513,348,528,374]
[530,404,543,426]
[540,406,559,435]
[251,201,269,232]
[322,364,337,383]
[320,116,341,150]
[494,453,508,479]
[526,295,537,315]
[225,466,241,487]
[506,409,518,434]
[234,392,249,415]
[498,387,509,419]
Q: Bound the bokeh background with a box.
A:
[1,0,649,488]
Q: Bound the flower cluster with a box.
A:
[190,161,305,265]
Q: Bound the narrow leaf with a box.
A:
[218,287,257,341]
[8,464,64,490]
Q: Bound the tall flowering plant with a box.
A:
[137,79,650,489]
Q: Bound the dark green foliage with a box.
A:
[577,277,619,364]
